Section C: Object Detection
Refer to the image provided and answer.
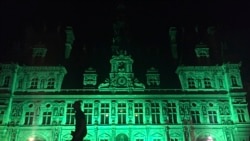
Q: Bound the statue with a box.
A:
[71,101,87,141]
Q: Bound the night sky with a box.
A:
[0,1,250,86]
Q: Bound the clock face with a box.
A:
[117,77,127,86]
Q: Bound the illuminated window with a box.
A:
[47,78,55,89]
[3,76,10,87]
[0,110,4,124]
[84,103,93,125]
[187,78,195,88]
[151,102,160,124]
[237,109,246,122]
[30,78,38,89]
[66,103,75,125]
[118,103,126,124]
[191,111,200,124]
[204,78,212,88]
[208,111,218,123]
[167,103,177,124]
[100,103,109,124]
[24,112,35,125]
[42,111,52,125]
[231,75,238,87]
[134,103,143,124]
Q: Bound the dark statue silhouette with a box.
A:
[71,101,87,141]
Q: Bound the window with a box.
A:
[153,139,161,141]
[84,103,93,124]
[187,78,195,88]
[204,78,212,88]
[136,139,144,141]
[208,111,218,123]
[42,111,52,125]
[24,112,35,125]
[231,75,238,87]
[118,103,126,124]
[237,109,246,122]
[3,76,10,87]
[151,102,160,124]
[100,103,109,124]
[167,103,177,124]
[40,79,45,89]
[30,78,38,89]
[191,111,200,124]
[47,78,55,89]
[66,103,75,125]
[134,103,143,124]
[170,138,178,141]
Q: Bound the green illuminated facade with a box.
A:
[0,9,250,141]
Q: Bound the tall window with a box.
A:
[84,103,93,124]
[118,103,126,124]
[66,103,75,125]
[24,112,35,125]
[134,103,143,124]
[47,78,55,89]
[30,78,38,89]
[219,79,224,88]
[3,76,10,87]
[231,75,238,87]
[151,102,160,124]
[191,111,200,124]
[208,111,218,123]
[237,109,246,122]
[100,103,109,124]
[204,78,212,88]
[42,111,52,125]
[187,78,195,88]
[167,103,177,124]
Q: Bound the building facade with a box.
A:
[0,9,250,141]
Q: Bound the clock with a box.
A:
[117,77,127,86]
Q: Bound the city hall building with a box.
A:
[0,5,250,141]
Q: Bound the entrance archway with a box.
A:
[116,133,128,141]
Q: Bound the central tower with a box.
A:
[98,2,145,92]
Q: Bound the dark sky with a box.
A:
[0,1,249,83]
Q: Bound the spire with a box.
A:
[111,1,130,55]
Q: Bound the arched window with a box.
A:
[187,78,195,88]
[30,78,38,89]
[47,78,55,89]
[204,78,212,88]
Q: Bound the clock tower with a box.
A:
[98,50,145,92]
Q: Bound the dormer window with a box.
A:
[47,78,55,89]
[231,75,238,87]
[204,78,212,88]
[188,78,195,88]
[30,78,38,89]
